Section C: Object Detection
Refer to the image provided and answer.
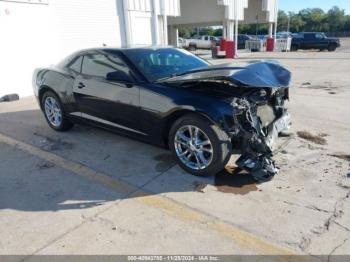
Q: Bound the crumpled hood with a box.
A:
[157,61,291,89]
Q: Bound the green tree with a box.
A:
[344,16,350,31]
[327,6,346,32]
[277,10,289,31]
[213,28,223,37]
[298,8,327,31]
[289,12,305,32]
[199,27,215,36]
[178,28,192,38]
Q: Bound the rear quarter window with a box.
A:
[67,56,83,73]
[81,54,130,78]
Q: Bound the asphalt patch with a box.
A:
[297,131,327,145]
[33,132,74,151]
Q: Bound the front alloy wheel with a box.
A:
[174,125,213,170]
[169,113,232,176]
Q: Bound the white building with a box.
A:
[0,0,278,97]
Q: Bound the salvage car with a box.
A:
[33,47,291,181]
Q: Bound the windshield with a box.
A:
[123,48,209,82]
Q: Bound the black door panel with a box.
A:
[73,53,141,133]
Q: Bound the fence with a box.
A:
[245,39,265,52]
[274,37,292,52]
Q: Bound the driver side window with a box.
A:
[82,54,130,78]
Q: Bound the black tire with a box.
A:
[168,113,232,177]
[41,91,74,132]
[328,44,337,52]
[291,45,298,52]
[188,44,197,51]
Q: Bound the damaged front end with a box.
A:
[158,60,292,181]
[231,94,291,181]
[226,61,292,181]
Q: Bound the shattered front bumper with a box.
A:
[232,104,292,182]
[265,112,292,152]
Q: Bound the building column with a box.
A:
[160,0,168,45]
[163,16,168,45]
[234,0,238,57]
[234,20,238,57]
[122,0,131,47]
[274,0,279,42]
[227,20,234,41]
[169,26,178,47]
[268,23,273,38]
[151,0,160,45]
[223,21,227,39]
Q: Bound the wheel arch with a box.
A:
[38,86,60,110]
[161,109,218,147]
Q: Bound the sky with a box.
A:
[279,0,350,14]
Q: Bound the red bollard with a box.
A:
[220,39,226,51]
[266,37,275,52]
[226,40,235,59]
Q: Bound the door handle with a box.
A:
[78,82,85,89]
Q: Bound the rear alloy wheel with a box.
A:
[42,91,74,131]
[169,113,232,176]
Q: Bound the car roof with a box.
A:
[77,46,176,54]
[72,46,183,58]
[58,46,178,69]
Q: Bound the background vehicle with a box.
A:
[178,37,184,48]
[183,35,219,50]
[33,47,291,180]
[276,32,292,39]
[238,34,253,49]
[291,32,340,51]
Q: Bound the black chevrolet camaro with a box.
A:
[33,47,291,181]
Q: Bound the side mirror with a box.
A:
[106,71,133,83]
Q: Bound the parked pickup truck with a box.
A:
[291,32,340,52]
[183,35,219,50]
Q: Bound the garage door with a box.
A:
[0,0,122,98]
[0,1,53,97]
[50,0,122,59]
